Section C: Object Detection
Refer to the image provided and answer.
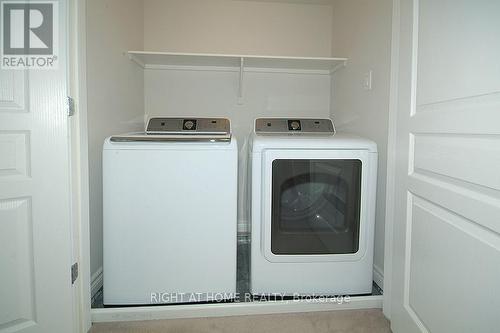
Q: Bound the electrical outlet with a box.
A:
[363,70,373,90]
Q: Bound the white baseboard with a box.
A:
[91,266,103,298]
[373,265,384,291]
[91,295,383,323]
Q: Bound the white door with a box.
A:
[390,0,500,332]
[0,0,75,332]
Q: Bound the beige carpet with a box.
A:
[91,309,391,333]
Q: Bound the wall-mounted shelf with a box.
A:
[128,51,347,73]
[127,51,348,103]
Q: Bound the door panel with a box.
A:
[0,131,30,177]
[0,1,74,332]
[0,198,36,331]
[0,71,27,111]
[412,134,500,191]
[407,195,500,333]
[391,0,500,332]
[415,1,500,105]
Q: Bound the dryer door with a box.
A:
[261,149,376,263]
[272,158,361,254]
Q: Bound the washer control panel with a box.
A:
[255,118,334,135]
[146,117,230,135]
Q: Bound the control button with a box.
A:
[183,119,197,130]
[288,120,301,131]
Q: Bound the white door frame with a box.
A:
[72,0,395,328]
[70,0,91,332]
[381,0,402,319]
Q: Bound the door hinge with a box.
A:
[71,262,78,285]
[67,96,75,117]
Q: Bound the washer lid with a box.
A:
[110,117,231,142]
[255,118,335,135]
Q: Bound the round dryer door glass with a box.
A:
[271,159,362,255]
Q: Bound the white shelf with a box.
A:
[127,51,348,74]
[127,51,347,104]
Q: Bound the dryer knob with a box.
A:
[290,121,300,130]
[184,121,195,130]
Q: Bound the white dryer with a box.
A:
[249,118,377,295]
[103,118,237,305]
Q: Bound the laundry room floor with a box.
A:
[91,238,389,331]
[90,308,391,333]
[92,237,382,308]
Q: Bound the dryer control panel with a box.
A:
[146,117,230,135]
[255,118,335,135]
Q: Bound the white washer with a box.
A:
[103,118,237,305]
[250,118,377,295]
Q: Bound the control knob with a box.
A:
[290,121,300,130]
[184,120,195,130]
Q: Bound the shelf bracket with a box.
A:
[237,57,244,104]
[330,60,347,74]
[127,52,145,68]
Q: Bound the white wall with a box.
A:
[142,0,337,231]
[330,0,393,283]
[143,0,333,57]
[86,0,144,278]
[145,69,332,228]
